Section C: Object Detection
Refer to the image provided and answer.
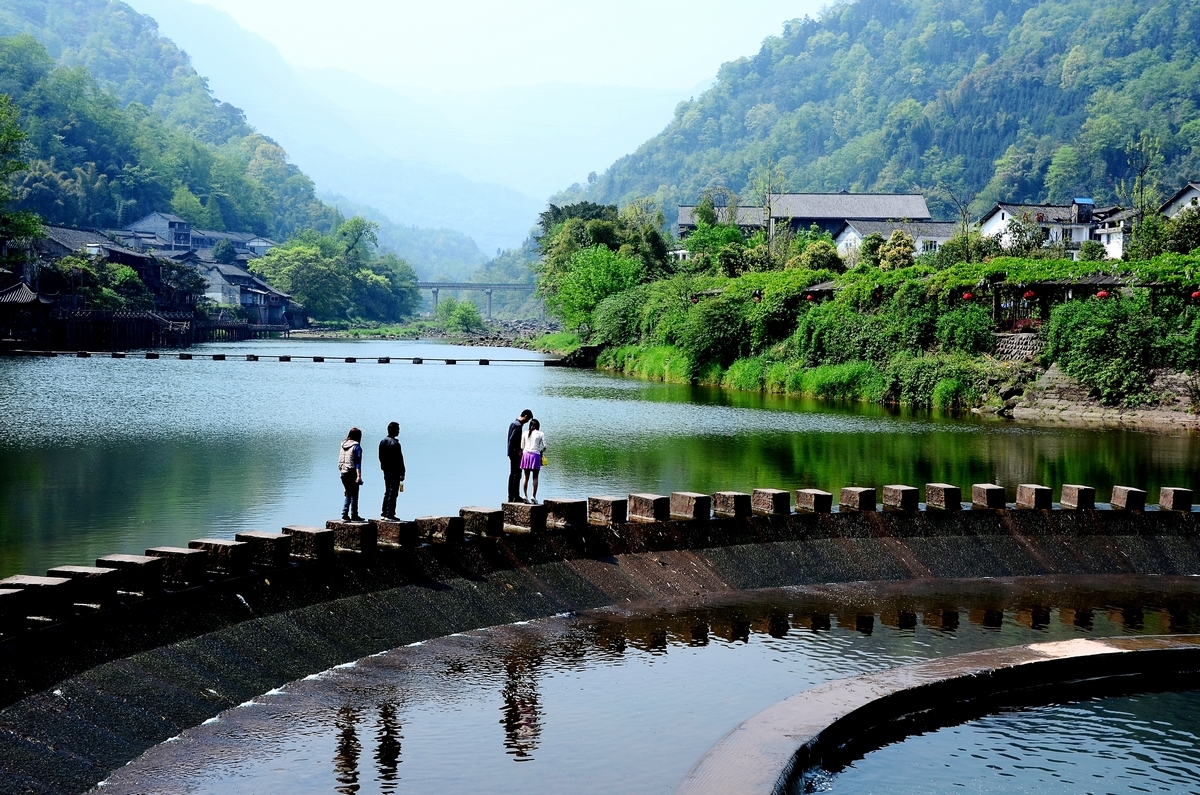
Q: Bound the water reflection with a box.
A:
[499,642,543,760]
[96,577,1200,795]
[332,706,361,794]
[374,702,402,791]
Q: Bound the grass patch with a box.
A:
[795,361,888,401]
[598,344,693,383]
[723,357,769,391]
[533,331,583,354]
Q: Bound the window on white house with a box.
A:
[922,240,938,253]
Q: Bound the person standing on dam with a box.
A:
[338,427,365,521]
[520,418,546,504]
[507,409,533,502]
[378,421,405,521]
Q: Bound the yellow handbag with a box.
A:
[540,453,548,467]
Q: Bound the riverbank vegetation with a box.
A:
[536,201,1200,410]
[252,218,420,322]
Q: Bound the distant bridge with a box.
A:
[416,282,537,318]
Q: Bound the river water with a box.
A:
[93,579,1200,795]
[1,339,1197,578]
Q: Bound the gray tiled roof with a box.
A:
[40,226,150,259]
[838,220,959,238]
[0,282,51,305]
[770,193,931,221]
[982,203,1083,224]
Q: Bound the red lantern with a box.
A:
[1191,291,1200,300]
[962,292,974,301]
[805,294,814,301]
[1096,290,1110,299]
[1022,290,1037,300]
[690,295,699,304]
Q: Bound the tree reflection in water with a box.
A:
[499,642,544,761]
[375,701,402,791]
[333,706,361,794]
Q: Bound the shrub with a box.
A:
[678,293,751,373]
[764,360,795,392]
[442,300,483,333]
[591,285,648,346]
[931,377,980,410]
[936,304,995,355]
[1043,293,1166,405]
[885,353,984,407]
[1078,240,1107,261]
[1166,313,1200,371]
[794,240,842,271]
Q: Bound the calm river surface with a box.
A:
[1,338,1198,578]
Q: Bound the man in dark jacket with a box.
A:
[379,421,405,521]
[507,409,533,502]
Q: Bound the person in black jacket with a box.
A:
[378,421,406,521]
[507,409,533,502]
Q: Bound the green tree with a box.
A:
[859,233,885,268]
[792,240,842,271]
[0,93,42,270]
[211,238,238,264]
[879,230,916,271]
[546,246,644,330]
[255,244,350,320]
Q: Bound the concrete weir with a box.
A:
[0,483,1197,794]
[678,634,1200,795]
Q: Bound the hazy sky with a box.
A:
[189,0,823,91]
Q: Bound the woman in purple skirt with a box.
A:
[519,419,546,504]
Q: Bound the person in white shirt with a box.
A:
[519,419,546,504]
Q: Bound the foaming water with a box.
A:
[829,691,1200,793]
[94,580,1200,795]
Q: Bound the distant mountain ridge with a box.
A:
[567,0,1200,222]
[123,0,698,251]
[0,0,338,240]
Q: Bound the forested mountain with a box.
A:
[567,0,1200,220]
[0,0,338,237]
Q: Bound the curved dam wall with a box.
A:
[0,485,1196,794]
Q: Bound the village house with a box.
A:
[116,214,276,258]
[125,212,193,251]
[833,219,959,256]
[37,226,165,301]
[1160,182,1200,219]
[978,198,1117,260]
[193,257,295,326]
[678,192,932,238]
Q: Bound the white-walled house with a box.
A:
[1160,182,1200,218]
[833,220,959,256]
[979,199,1100,259]
[1094,208,1138,260]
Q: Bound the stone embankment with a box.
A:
[1010,363,1200,427]
[0,481,1197,793]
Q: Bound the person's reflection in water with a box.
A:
[375,701,402,791]
[499,643,544,761]
[333,706,361,794]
